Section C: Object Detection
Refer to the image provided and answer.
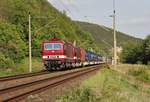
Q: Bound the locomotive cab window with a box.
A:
[54,44,61,50]
[44,43,62,50]
[44,43,53,50]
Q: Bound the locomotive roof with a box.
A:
[43,40,65,43]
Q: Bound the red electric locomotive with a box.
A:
[42,38,81,70]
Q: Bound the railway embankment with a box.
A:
[57,64,150,102]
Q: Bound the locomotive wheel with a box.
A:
[45,66,52,71]
[60,64,65,71]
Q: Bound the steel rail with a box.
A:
[0,70,48,82]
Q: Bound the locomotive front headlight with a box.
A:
[59,55,66,58]
[42,56,48,59]
[73,57,77,59]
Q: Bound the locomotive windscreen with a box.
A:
[44,43,62,50]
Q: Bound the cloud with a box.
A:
[59,0,75,5]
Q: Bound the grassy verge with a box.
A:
[0,57,43,77]
[127,65,150,84]
[57,65,150,102]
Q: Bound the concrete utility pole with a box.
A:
[28,14,56,73]
[29,13,32,73]
[113,0,117,69]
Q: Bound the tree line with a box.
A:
[121,35,150,65]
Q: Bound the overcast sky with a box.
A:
[48,0,150,39]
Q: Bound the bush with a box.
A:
[147,61,150,66]
[0,20,26,68]
[57,88,99,102]
[0,52,15,69]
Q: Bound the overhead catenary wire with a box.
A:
[33,17,57,34]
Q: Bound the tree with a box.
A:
[0,20,26,68]
[121,41,143,64]
[143,35,150,64]
[121,35,150,65]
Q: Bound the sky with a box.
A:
[48,0,150,39]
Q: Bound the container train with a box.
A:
[42,38,103,71]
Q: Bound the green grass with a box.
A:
[116,64,150,84]
[57,65,150,102]
[128,67,150,83]
[0,57,44,77]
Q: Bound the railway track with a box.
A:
[0,70,48,82]
[0,65,100,102]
